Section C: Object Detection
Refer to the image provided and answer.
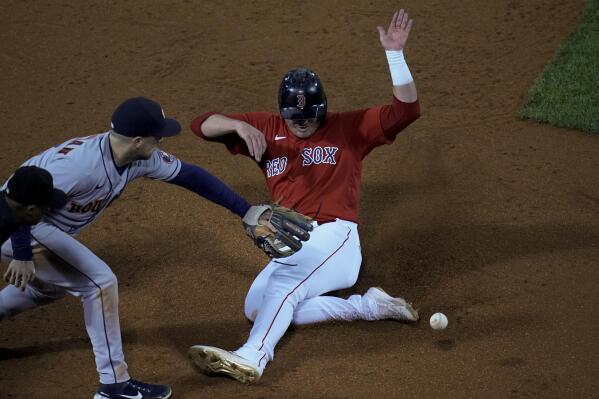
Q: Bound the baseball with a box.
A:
[429,312,448,330]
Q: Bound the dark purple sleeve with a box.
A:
[11,225,33,261]
[167,162,251,218]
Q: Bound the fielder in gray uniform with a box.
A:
[0,97,286,399]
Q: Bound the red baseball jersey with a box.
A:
[191,97,420,223]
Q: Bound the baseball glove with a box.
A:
[243,204,314,258]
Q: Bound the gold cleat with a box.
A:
[188,345,262,384]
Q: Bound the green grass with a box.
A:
[518,0,599,133]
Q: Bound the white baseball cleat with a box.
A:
[188,345,262,384]
[364,287,419,322]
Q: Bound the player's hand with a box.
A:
[236,121,267,162]
[3,260,36,291]
[377,9,413,51]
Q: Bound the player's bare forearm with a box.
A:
[201,114,267,161]
[392,82,417,103]
[200,114,244,138]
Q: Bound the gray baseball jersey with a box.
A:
[0,131,181,384]
[6,132,181,235]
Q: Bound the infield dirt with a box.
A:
[1,1,598,398]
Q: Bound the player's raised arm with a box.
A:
[377,9,417,103]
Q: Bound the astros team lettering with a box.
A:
[69,199,103,213]
[301,146,338,166]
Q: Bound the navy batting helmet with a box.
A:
[278,68,327,121]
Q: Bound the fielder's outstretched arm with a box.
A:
[166,162,312,258]
[167,162,251,217]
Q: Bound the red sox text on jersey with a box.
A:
[266,146,338,178]
[191,100,421,222]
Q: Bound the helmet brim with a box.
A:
[280,104,326,120]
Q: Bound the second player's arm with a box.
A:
[167,162,251,217]
[165,162,309,257]
[2,162,82,291]
[200,114,245,138]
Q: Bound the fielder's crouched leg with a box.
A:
[5,222,131,384]
[0,240,67,321]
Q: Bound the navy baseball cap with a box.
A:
[5,166,68,209]
[111,97,181,138]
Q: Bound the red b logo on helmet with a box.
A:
[297,94,306,109]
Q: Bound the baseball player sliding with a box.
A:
[0,97,311,399]
[188,9,421,383]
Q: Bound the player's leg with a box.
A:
[190,220,418,383]
[0,239,67,321]
[243,259,279,322]
[237,220,363,368]
[241,229,418,326]
[0,282,64,320]
[243,259,379,324]
[2,224,170,397]
[291,289,418,325]
[190,220,360,382]
[29,222,129,385]
[250,281,418,325]
[0,282,66,321]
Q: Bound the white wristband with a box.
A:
[385,50,413,86]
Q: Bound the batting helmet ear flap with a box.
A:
[278,68,327,121]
